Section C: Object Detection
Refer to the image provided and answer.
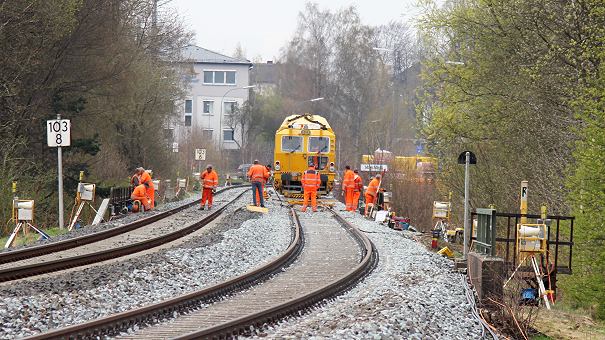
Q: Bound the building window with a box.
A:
[214,71,225,84]
[203,101,214,114]
[184,115,192,127]
[224,101,238,115]
[203,70,236,85]
[223,129,235,141]
[203,71,213,83]
[226,71,236,84]
[185,99,192,113]
[202,129,213,140]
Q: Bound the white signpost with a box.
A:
[172,142,179,153]
[360,164,388,172]
[195,148,206,161]
[47,116,71,229]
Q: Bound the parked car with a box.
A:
[233,163,253,179]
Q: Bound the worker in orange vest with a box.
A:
[255,164,273,204]
[301,165,321,212]
[139,168,155,210]
[352,169,363,213]
[131,184,151,212]
[342,165,355,211]
[247,160,269,207]
[364,174,382,216]
[200,164,219,210]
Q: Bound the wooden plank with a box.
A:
[92,199,110,225]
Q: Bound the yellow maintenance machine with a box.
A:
[273,114,336,198]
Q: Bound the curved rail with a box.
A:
[176,207,378,339]
[24,207,303,340]
[0,189,247,282]
[0,185,246,265]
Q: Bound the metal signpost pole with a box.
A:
[57,114,64,229]
[463,151,470,259]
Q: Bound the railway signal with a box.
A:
[458,151,476,259]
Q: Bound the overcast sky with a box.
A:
[168,0,424,61]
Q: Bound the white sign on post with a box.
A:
[195,148,206,161]
[47,117,70,229]
[47,119,71,147]
[360,164,388,172]
[172,142,179,153]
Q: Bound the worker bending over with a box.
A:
[138,168,155,210]
[342,165,355,211]
[131,184,151,212]
[352,169,363,213]
[301,165,321,212]
[365,174,382,216]
[200,164,218,210]
[248,160,269,207]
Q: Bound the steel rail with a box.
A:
[24,207,303,340]
[175,207,378,339]
[0,189,248,282]
[0,185,247,265]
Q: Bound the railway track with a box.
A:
[25,204,377,339]
[0,186,247,283]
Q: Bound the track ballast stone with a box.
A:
[0,194,291,339]
[251,203,484,340]
[0,191,204,253]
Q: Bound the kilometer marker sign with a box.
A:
[47,119,71,147]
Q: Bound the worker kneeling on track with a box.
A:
[301,164,321,212]
[131,184,151,212]
[138,167,155,210]
[248,160,269,208]
[200,164,218,210]
[364,174,382,216]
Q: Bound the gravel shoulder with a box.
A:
[251,203,485,339]
[0,192,292,339]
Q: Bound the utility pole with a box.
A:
[152,0,158,27]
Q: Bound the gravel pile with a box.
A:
[0,193,291,339]
[0,186,244,253]
[251,203,484,339]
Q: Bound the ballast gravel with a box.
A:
[250,203,484,339]
[0,193,292,339]
[0,191,205,253]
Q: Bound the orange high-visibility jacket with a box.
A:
[201,170,219,189]
[366,178,381,197]
[247,164,269,183]
[139,171,154,191]
[301,167,321,192]
[131,184,148,200]
[353,174,363,192]
[342,169,355,190]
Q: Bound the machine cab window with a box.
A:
[307,155,328,170]
[281,136,303,152]
[308,136,330,153]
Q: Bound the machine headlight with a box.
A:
[275,161,281,171]
[329,162,335,172]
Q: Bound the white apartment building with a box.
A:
[178,45,252,150]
